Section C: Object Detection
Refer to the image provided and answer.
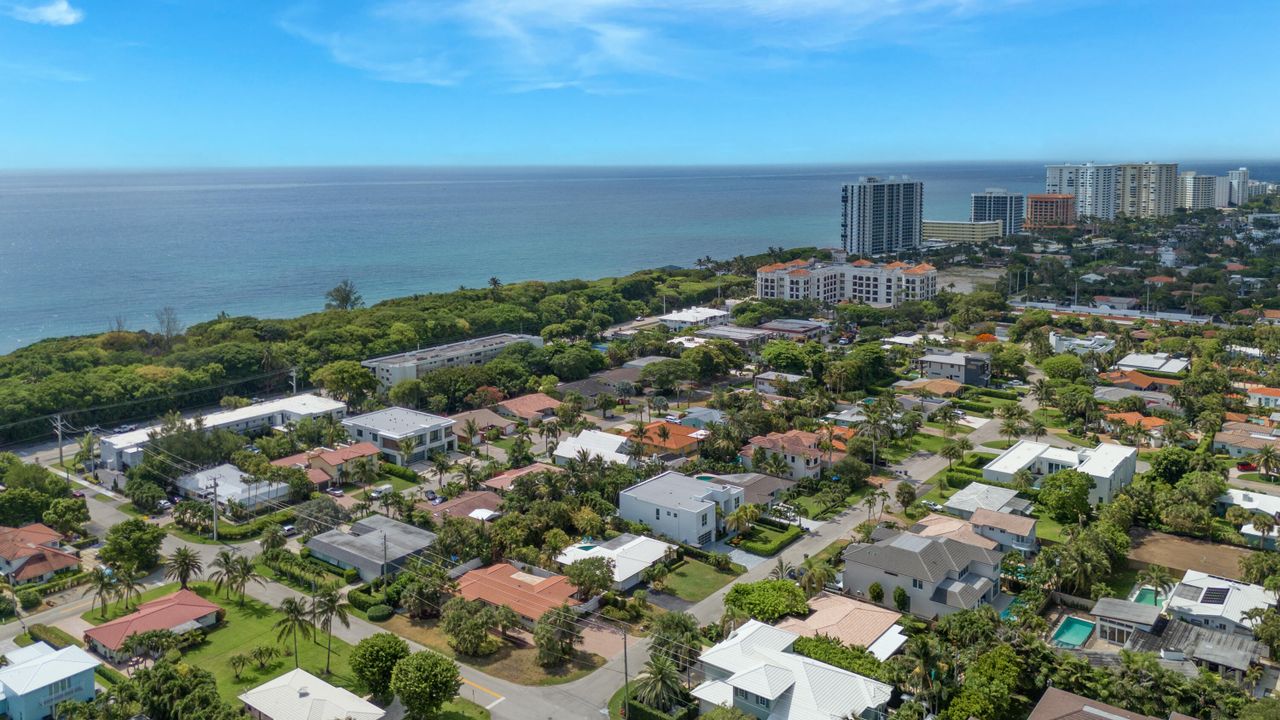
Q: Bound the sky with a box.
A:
[1,0,1278,168]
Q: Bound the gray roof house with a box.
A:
[1091,598,1163,645]
[943,482,1033,519]
[842,531,1004,619]
[306,515,437,583]
[1127,618,1269,684]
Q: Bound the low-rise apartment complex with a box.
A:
[361,333,544,389]
[755,258,937,307]
[341,407,455,465]
[922,219,1003,243]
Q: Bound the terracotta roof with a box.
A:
[1223,412,1250,423]
[11,546,79,581]
[1265,309,1280,320]
[1099,370,1181,389]
[910,514,997,550]
[498,393,562,421]
[903,263,935,275]
[457,563,580,619]
[1027,688,1157,720]
[1249,387,1280,398]
[882,261,910,269]
[419,490,502,523]
[640,421,704,451]
[484,462,564,492]
[1105,412,1167,430]
[1146,275,1177,284]
[757,259,810,273]
[1225,262,1247,271]
[969,508,1036,536]
[902,378,963,396]
[84,589,221,652]
[0,524,62,562]
[317,442,380,466]
[743,430,838,460]
[850,259,875,267]
[775,592,901,648]
[304,467,333,485]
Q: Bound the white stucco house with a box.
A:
[982,439,1137,506]
[618,471,744,547]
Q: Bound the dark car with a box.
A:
[71,490,85,499]
[425,489,438,501]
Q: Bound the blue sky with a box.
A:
[1,0,1278,167]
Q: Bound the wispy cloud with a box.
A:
[8,0,84,26]
[284,0,1028,91]
[0,59,87,82]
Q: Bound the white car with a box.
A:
[922,500,943,511]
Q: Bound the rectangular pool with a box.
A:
[1052,617,1095,648]
[1135,588,1159,605]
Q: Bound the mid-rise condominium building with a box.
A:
[1228,167,1250,206]
[362,333,544,389]
[922,220,1003,243]
[970,188,1024,235]
[755,257,937,307]
[841,177,923,256]
[1177,171,1231,210]
[1025,194,1076,229]
[1045,162,1178,219]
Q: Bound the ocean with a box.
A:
[0,162,1273,355]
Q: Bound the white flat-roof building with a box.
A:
[657,307,731,331]
[1166,570,1276,637]
[361,333,544,388]
[553,429,636,467]
[99,393,347,470]
[556,533,676,591]
[1048,331,1115,355]
[1218,489,1280,549]
[175,464,291,511]
[1114,352,1190,375]
[341,407,455,466]
[239,668,385,720]
[983,439,1137,506]
[618,471,744,547]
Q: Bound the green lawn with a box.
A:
[909,434,950,453]
[84,582,361,702]
[441,700,491,720]
[807,538,851,570]
[925,421,972,435]
[352,475,419,500]
[165,525,258,545]
[1032,408,1067,428]
[81,581,189,623]
[1057,432,1094,447]
[1097,564,1142,598]
[663,558,740,602]
[737,523,802,556]
[1033,512,1068,544]
[981,439,1019,450]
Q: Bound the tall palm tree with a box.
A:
[431,452,453,487]
[462,418,481,447]
[163,547,203,590]
[1252,512,1276,548]
[799,561,835,596]
[228,555,264,606]
[311,589,352,675]
[1031,379,1055,408]
[1137,564,1175,599]
[1028,418,1047,441]
[275,597,313,668]
[760,453,790,479]
[398,435,420,466]
[348,456,379,492]
[209,549,237,598]
[896,635,948,716]
[999,418,1024,447]
[260,523,288,554]
[632,655,686,713]
[116,565,144,610]
[1249,445,1280,481]
[83,566,118,619]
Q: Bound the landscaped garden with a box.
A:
[661,557,741,602]
[735,520,803,556]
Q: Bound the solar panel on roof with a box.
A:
[1173,585,1201,601]
[1200,587,1229,605]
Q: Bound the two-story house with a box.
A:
[0,643,99,720]
[1165,570,1276,637]
[982,439,1137,506]
[739,430,844,481]
[341,407,455,466]
[618,471,744,547]
[692,620,892,720]
[842,531,1004,619]
[913,349,991,387]
[968,509,1038,556]
[0,524,79,586]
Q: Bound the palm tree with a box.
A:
[999,417,1024,447]
[799,561,835,596]
[1031,379,1055,408]
[209,549,237,598]
[398,435,421,466]
[1249,445,1280,481]
[431,452,453,487]
[116,565,144,609]
[227,555,263,606]
[311,589,352,675]
[260,524,287,554]
[760,452,790,479]
[632,655,686,713]
[163,547,203,590]
[348,456,379,492]
[457,460,480,491]
[74,431,97,471]
[896,635,948,716]
[940,441,965,470]
[462,418,481,447]
[229,654,249,680]
[1028,418,1047,441]
[275,597,313,668]
[1137,564,1175,600]
[1252,512,1276,548]
[83,566,117,619]
[768,558,795,580]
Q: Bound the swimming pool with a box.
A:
[1134,587,1160,605]
[1052,617,1095,648]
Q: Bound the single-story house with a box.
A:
[1114,352,1190,375]
[942,482,1033,519]
[555,378,617,407]
[457,562,581,621]
[239,668,384,720]
[175,463,291,511]
[0,643,99,720]
[556,534,675,591]
[0,523,78,586]
[497,393,563,423]
[1127,617,1268,684]
[1165,569,1276,637]
[1094,385,1178,411]
[1027,688,1166,720]
[895,378,963,397]
[754,371,806,395]
[1091,597,1162,645]
[483,462,564,493]
[271,442,381,490]
[1098,370,1182,393]
[775,592,907,660]
[419,490,502,525]
[448,409,517,442]
[553,429,635,467]
[678,406,726,429]
[307,515,438,582]
[84,589,222,661]
[1247,387,1280,409]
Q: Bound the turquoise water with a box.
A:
[1052,617,1095,648]
[1135,588,1159,605]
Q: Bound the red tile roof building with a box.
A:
[0,524,78,584]
[483,462,564,493]
[755,258,937,307]
[496,393,562,422]
[457,563,580,620]
[271,442,381,488]
[84,589,222,660]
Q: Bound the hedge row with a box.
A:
[69,536,99,550]
[349,587,388,612]
[952,399,999,414]
[625,701,697,720]
[755,515,793,532]
[29,623,83,649]
[739,524,803,556]
[26,570,93,597]
[382,464,420,482]
[96,665,129,686]
[204,509,296,541]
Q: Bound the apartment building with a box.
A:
[841,176,923,256]
[1025,193,1076,229]
[755,258,937,307]
[341,407,456,465]
[361,333,544,389]
[970,188,1025,235]
[1046,163,1118,219]
[1177,171,1231,210]
[922,220,1003,243]
[1045,162,1177,219]
[1228,167,1250,206]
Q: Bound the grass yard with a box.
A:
[737,522,802,556]
[81,581,187,623]
[1237,472,1278,484]
[382,615,604,686]
[663,557,740,602]
[165,524,258,545]
[351,475,419,500]
[1057,432,1094,447]
[1033,512,1068,544]
[84,582,360,702]
[441,700,492,720]
[1032,408,1067,428]
[925,421,972,435]
[1097,564,1142,598]
[807,538,851,570]
[908,434,950,453]
[981,439,1019,450]
[94,493,115,503]
[788,486,870,520]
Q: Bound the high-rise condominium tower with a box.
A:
[970,188,1025,236]
[841,177,923,256]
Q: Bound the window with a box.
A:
[735,498,741,508]
[656,508,660,520]
[735,688,747,699]
[757,696,770,709]
[702,513,708,526]
[912,578,924,590]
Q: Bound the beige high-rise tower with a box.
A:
[1114,162,1178,217]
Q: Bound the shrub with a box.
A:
[344,567,361,584]
[738,524,803,556]
[299,546,311,559]
[96,665,128,686]
[349,586,388,612]
[17,590,39,610]
[382,464,420,482]
[792,635,889,682]
[366,604,394,622]
[869,582,884,603]
[26,570,93,597]
[893,586,910,612]
[626,701,697,720]
[0,595,14,618]
[724,579,808,623]
[29,623,83,649]
[601,605,632,622]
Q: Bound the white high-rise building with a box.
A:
[970,188,1025,236]
[1045,163,1118,220]
[1114,162,1177,218]
[1214,176,1232,208]
[1177,172,1224,211]
[1229,167,1251,206]
[841,177,923,256]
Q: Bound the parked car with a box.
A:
[281,524,297,536]
[156,500,172,511]
[922,500,943,511]
[325,487,345,497]
[1238,461,1258,472]
[111,424,137,433]
[425,489,438,501]
[71,490,85,499]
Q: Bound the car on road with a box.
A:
[1238,461,1258,472]
[837,337,850,345]
[922,500,943,511]
[111,424,137,433]
[281,524,297,536]
[156,499,172,511]
[71,490,85,498]
[325,487,345,497]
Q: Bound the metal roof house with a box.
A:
[0,642,99,720]
[306,515,438,583]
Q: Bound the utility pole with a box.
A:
[289,367,299,395]
[51,413,65,469]
[211,471,219,542]
[621,628,630,710]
